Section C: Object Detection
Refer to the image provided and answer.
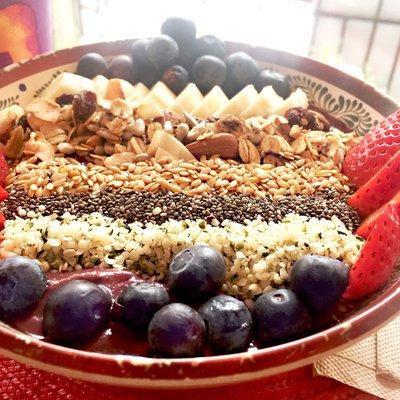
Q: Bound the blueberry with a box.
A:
[108,55,138,83]
[138,63,161,88]
[225,52,259,89]
[168,245,226,302]
[176,44,197,72]
[199,295,252,353]
[146,35,179,71]
[0,256,47,320]
[193,55,227,93]
[161,17,196,46]
[116,282,169,330]
[43,280,112,344]
[290,255,349,314]
[196,35,225,59]
[148,303,205,357]
[130,38,152,67]
[252,289,310,343]
[256,69,290,98]
[76,53,108,79]
[162,65,189,94]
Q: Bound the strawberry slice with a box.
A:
[0,153,8,187]
[348,150,400,217]
[343,203,400,300]
[343,108,400,187]
[0,213,5,230]
[0,187,8,202]
[356,191,400,238]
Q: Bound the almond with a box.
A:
[186,133,238,160]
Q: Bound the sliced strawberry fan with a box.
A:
[344,203,400,300]
[348,150,400,218]
[343,108,400,188]
[0,153,8,187]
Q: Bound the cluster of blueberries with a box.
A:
[76,16,290,98]
[0,246,349,358]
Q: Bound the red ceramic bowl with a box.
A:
[0,40,399,394]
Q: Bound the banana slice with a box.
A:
[240,86,283,118]
[132,82,150,99]
[274,88,308,116]
[148,130,195,162]
[146,82,176,109]
[104,78,135,100]
[170,83,203,113]
[191,86,228,119]
[136,99,163,120]
[42,72,94,101]
[214,85,258,118]
[92,75,109,99]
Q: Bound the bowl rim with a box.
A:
[0,40,399,387]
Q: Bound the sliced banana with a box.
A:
[42,72,94,101]
[274,88,308,116]
[191,86,228,119]
[241,86,283,118]
[214,85,258,118]
[146,82,176,109]
[92,75,109,99]
[132,82,150,99]
[148,130,196,162]
[104,78,135,100]
[136,99,163,120]
[170,83,203,113]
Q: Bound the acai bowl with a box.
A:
[0,17,399,394]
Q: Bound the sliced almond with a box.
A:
[25,99,61,123]
[238,137,260,163]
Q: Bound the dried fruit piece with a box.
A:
[72,91,97,123]
[285,107,330,131]
[214,115,248,137]
[344,203,400,300]
[186,133,238,159]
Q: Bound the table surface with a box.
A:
[0,356,380,400]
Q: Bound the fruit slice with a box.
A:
[0,213,5,230]
[240,86,284,119]
[170,83,203,113]
[343,109,400,188]
[274,88,308,116]
[0,153,9,186]
[343,203,400,300]
[92,75,109,99]
[214,84,258,118]
[146,81,176,109]
[147,130,195,162]
[348,150,400,217]
[356,191,400,238]
[136,100,163,120]
[132,82,150,99]
[0,186,8,202]
[191,86,228,119]
[42,72,94,101]
[104,78,135,100]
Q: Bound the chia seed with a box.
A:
[0,188,361,231]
